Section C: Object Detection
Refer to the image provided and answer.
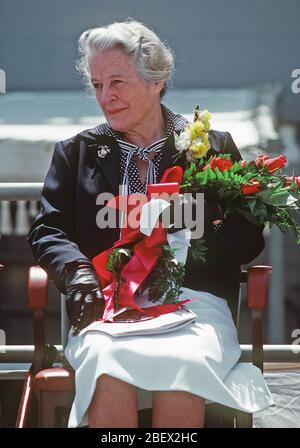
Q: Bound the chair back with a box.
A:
[235,269,248,333]
[60,294,70,349]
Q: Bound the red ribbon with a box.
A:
[92,165,193,322]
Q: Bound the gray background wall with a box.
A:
[1,0,300,91]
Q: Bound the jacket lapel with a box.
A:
[94,141,120,195]
[79,131,121,195]
[158,131,185,180]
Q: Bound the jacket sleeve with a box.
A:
[27,140,90,292]
[206,131,265,264]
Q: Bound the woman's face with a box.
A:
[89,48,164,133]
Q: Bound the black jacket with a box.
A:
[27,123,265,319]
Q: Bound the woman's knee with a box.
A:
[88,375,138,427]
[152,390,205,428]
[97,374,137,399]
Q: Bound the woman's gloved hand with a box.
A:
[63,260,105,335]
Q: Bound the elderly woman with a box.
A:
[28,19,273,428]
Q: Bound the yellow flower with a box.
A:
[189,134,210,159]
[176,106,212,162]
[194,108,211,132]
[199,109,211,123]
[189,121,205,141]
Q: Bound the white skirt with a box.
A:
[64,287,274,427]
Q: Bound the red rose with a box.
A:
[241,180,261,195]
[241,160,247,168]
[255,154,287,173]
[203,157,233,173]
[284,176,300,189]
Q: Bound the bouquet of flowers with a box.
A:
[93,106,300,323]
[174,106,300,244]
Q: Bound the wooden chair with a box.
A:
[16,264,272,428]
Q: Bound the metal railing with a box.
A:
[0,183,43,201]
[0,182,43,235]
[0,344,298,363]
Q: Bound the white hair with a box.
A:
[76,18,175,97]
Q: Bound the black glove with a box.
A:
[63,260,105,335]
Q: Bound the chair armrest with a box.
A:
[247,265,273,310]
[246,265,273,373]
[28,266,48,309]
[28,266,49,373]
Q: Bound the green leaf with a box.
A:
[215,168,224,180]
[246,198,257,213]
[141,246,186,305]
[189,238,208,262]
[207,168,217,181]
[255,189,274,201]
[264,191,296,206]
[223,170,229,180]
[246,161,259,174]
[253,200,268,221]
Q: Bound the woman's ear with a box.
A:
[154,80,165,94]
